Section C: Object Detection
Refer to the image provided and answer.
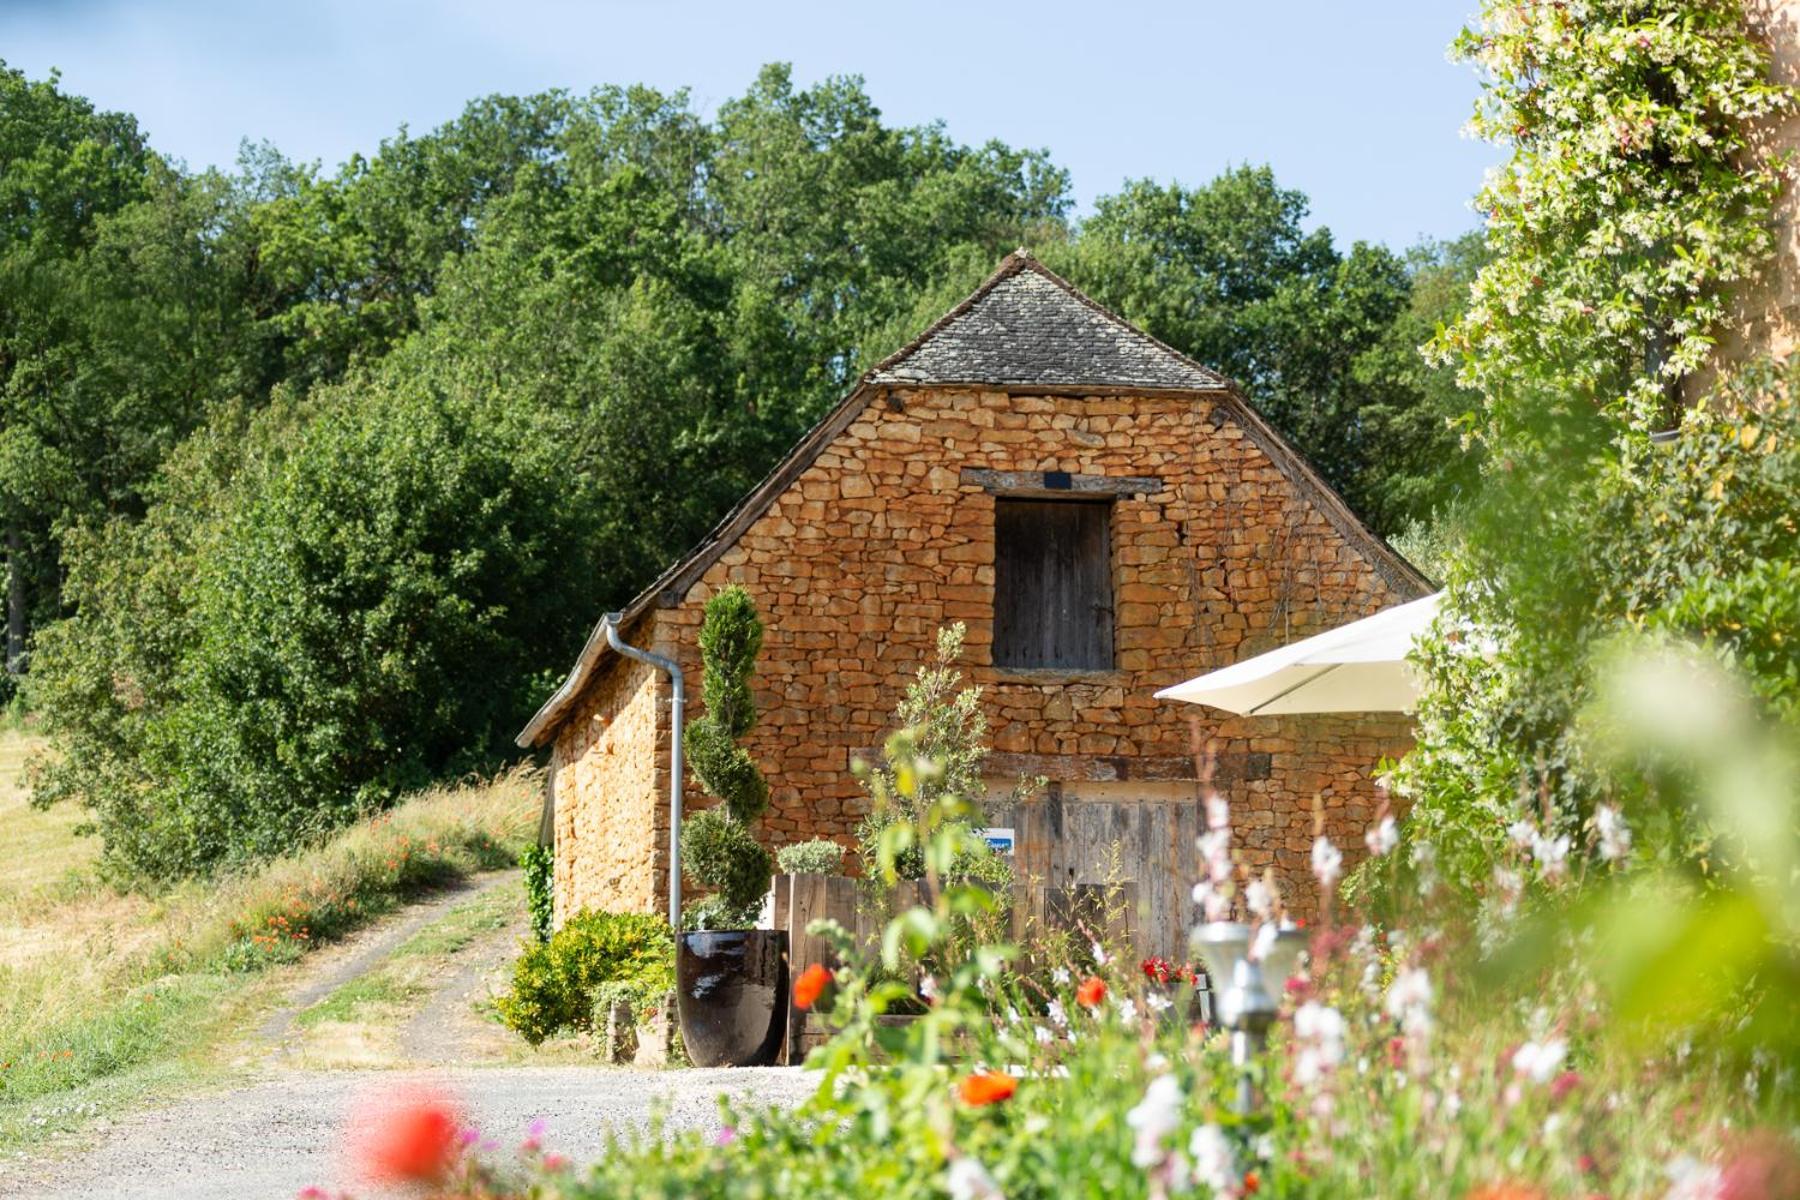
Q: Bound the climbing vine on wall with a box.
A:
[1434,0,1792,433]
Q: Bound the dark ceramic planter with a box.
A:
[675,930,789,1067]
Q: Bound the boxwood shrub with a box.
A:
[494,909,672,1045]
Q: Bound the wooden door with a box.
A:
[992,499,1113,670]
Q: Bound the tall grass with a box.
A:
[0,767,538,1145]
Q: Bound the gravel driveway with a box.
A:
[5,1065,814,1200]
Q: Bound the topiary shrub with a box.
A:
[495,909,672,1045]
[776,838,845,876]
[679,586,773,929]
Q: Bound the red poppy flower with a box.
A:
[1465,1185,1545,1200]
[1076,976,1106,1007]
[1243,1170,1262,1194]
[957,1070,1019,1106]
[353,1087,461,1184]
[793,962,833,1010]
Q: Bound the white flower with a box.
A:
[1662,1155,1724,1200]
[1188,1125,1237,1192]
[1410,840,1438,895]
[1052,967,1071,985]
[1091,941,1110,967]
[1116,998,1137,1024]
[1365,816,1399,856]
[947,1157,1005,1200]
[1126,1074,1184,1168]
[1245,878,1274,919]
[1250,922,1277,964]
[1311,835,1343,889]
[1294,1000,1346,1046]
[1205,794,1230,830]
[1192,879,1230,923]
[1047,999,1068,1028]
[1511,1038,1567,1083]
[1033,1024,1052,1046]
[1384,967,1434,1041]
[1507,819,1536,849]
[1291,1001,1347,1086]
[1594,804,1632,862]
[1532,833,1571,879]
[1146,992,1172,1014]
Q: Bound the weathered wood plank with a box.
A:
[993,499,1112,671]
[984,751,1271,784]
[960,468,1164,498]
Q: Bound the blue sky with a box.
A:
[3,0,1495,250]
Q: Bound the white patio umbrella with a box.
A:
[1154,592,1443,715]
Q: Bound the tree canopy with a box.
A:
[3,60,1481,879]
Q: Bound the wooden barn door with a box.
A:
[1014,789,1202,963]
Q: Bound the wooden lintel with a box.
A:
[959,467,1164,499]
[984,751,1271,785]
[848,748,1272,786]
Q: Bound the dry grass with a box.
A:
[0,732,95,903]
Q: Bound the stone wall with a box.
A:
[549,648,665,923]
[552,384,1420,920]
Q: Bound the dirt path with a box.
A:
[397,890,528,1065]
[5,872,815,1199]
[258,873,500,1061]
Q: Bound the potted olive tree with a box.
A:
[675,586,787,1067]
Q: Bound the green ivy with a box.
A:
[520,843,554,945]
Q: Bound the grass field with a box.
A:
[0,731,95,913]
[0,752,540,1156]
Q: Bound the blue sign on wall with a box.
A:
[980,827,1015,856]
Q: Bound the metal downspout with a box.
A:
[603,614,685,929]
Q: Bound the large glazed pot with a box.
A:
[675,930,789,1067]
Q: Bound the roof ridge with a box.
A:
[866,248,1228,390]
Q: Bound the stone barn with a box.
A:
[517,251,1428,953]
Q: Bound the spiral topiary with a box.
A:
[680,586,772,929]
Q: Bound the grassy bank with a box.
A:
[0,744,538,1153]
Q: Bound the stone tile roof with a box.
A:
[869,251,1228,391]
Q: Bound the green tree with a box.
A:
[31,372,608,879]
[1372,0,1798,906]
[0,62,153,681]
